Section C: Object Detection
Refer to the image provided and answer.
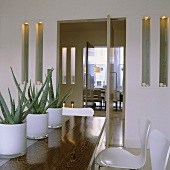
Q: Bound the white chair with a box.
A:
[62,107,94,116]
[95,118,151,169]
[149,129,170,170]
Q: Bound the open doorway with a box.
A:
[58,18,126,146]
[59,18,126,109]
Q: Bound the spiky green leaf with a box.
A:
[10,67,22,93]
[13,93,22,124]
[55,75,60,103]
[38,80,49,113]
[8,88,15,117]
[0,92,13,123]
[48,73,55,103]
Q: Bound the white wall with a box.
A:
[0,0,170,148]
[125,14,170,147]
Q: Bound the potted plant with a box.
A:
[11,67,56,139]
[0,67,49,158]
[47,72,73,128]
[0,84,27,158]
[26,80,51,139]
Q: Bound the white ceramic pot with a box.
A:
[0,123,26,158]
[26,114,48,139]
[47,108,62,128]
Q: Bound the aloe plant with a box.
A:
[11,67,56,115]
[48,72,73,108]
[26,78,58,114]
[0,81,28,124]
[0,66,53,124]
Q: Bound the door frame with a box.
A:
[57,17,126,147]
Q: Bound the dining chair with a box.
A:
[62,107,94,116]
[94,89,103,110]
[95,118,151,169]
[149,129,170,170]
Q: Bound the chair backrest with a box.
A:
[83,89,94,101]
[149,129,170,170]
[94,89,102,101]
[138,118,152,166]
[83,89,94,97]
[62,107,94,116]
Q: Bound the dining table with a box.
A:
[0,115,106,170]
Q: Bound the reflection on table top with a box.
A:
[0,116,106,170]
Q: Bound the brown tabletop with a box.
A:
[0,116,106,170]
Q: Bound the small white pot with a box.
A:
[47,108,62,128]
[26,114,48,139]
[0,123,26,158]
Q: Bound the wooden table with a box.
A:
[0,116,106,170]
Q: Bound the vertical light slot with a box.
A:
[142,17,150,87]
[62,47,67,84]
[71,47,76,84]
[36,22,43,84]
[22,23,29,83]
[159,17,168,87]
